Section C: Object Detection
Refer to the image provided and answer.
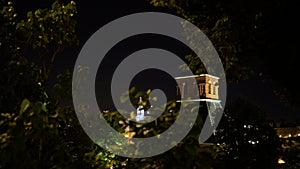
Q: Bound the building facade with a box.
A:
[175,74,222,138]
[175,74,220,100]
[275,126,300,138]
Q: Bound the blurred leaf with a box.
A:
[19,99,30,114]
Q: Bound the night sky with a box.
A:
[19,0,300,122]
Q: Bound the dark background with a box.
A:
[16,0,300,122]
[78,0,300,122]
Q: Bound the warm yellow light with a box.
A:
[298,133,300,137]
[279,135,282,138]
[278,158,285,164]
[124,131,136,138]
[288,134,292,137]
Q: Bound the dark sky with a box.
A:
[18,0,300,122]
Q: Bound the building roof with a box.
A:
[175,74,219,80]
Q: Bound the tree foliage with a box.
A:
[149,0,268,83]
[102,89,211,169]
[0,0,289,168]
[149,0,300,107]
[279,137,300,169]
[0,1,100,169]
[214,97,281,168]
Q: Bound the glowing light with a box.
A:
[288,134,292,137]
[124,131,136,138]
[278,158,285,164]
[279,135,282,138]
[298,133,300,137]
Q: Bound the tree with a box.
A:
[214,97,281,169]
[0,1,101,169]
[149,0,300,108]
[279,137,300,169]
[104,89,210,169]
[149,0,267,83]
[144,2,293,168]
[1,0,290,168]
[94,1,287,168]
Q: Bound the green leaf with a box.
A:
[27,11,33,18]
[20,99,30,114]
[120,93,129,103]
[41,102,47,112]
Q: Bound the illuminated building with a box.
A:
[274,126,300,138]
[175,74,222,136]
